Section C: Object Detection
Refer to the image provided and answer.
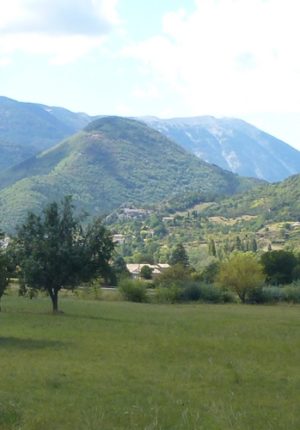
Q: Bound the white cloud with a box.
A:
[0,0,120,63]
[132,85,160,100]
[0,57,11,67]
[123,0,300,116]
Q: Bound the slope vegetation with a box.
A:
[0,117,259,232]
[200,173,300,222]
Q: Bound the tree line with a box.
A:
[1,198,300,311]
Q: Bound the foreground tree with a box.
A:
[0,233,9,311]
[217,252,264,303]
[16,197,114,313]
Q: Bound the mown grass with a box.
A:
[0,295,299,430]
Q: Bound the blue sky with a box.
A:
[0,0,300,150]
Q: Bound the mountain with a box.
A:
[2,95,299,183]
[0,96,91,170]
[0,116,260,233]
[142,116,300,182]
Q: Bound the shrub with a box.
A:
[155,281,236,304]
[154,263,192,288]
[247,284,300,304]
[283,285,300,303]
[199,261,220,284]
[155,284,181,304]
[247,286,272,304]
[118,279,148,303]
[196,284,236,303]
[261,286,284,303]
[181,283,202,301]
[140,265,153,280]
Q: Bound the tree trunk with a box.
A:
[49,288,59,313]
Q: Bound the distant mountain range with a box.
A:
[0,116,260,233]
[1,96,300,183]
[142,116,300,182]
[0,96,91,170]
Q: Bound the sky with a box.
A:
[0,0,300,150]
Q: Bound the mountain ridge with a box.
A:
[142,116,300,182]
[0,116,260,233]
[0,96,92,170]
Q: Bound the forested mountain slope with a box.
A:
[0,116,260,232]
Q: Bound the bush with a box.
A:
[118,279,148,303]
[283,285,300,303]
[154,264,192,288]
[196,284,236,303]
[247,284,300,304]
[181,283,202,301]
[260,286,284,303]
[247,287,266,304]
[199,261,220,284]
[155,282,236,304]
[155,284,181,304]
[140,265,153,280]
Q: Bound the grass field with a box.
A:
[0,295,299,430]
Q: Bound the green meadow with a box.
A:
[0,295,299,430]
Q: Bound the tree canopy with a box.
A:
[218,252,264,303]
[260,250,298,285]
[16,197,114,312]
[170,243,189,267]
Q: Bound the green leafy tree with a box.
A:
[200,261,220,284]
[170,243,189,267]
[261,250,297,285]
[217,252,264,303]
[111,255,130,284]
[154,263,192,288]
[16,197,114,313]
[140,265,153,280]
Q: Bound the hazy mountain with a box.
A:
[142,116,300,182]
[0,96,91,170]
[2,95,299,183]
[0,116,260,232]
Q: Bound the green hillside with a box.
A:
[0,96,90,170]
[199,174,300,221]
[106,174,300,269]
[0,117,259,233]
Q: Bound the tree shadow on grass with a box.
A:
[63,312,161,326]
[0,336,65,350]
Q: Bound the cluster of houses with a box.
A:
[126,263,170,279]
